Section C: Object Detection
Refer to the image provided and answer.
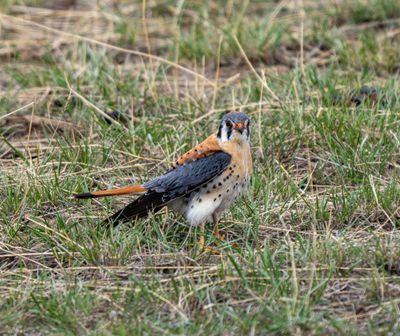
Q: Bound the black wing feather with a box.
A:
[105,151,231,225]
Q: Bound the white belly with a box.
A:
[186,196,221,226]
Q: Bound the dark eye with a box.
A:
[225,120,232,127]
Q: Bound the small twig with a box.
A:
[65,79,124,129]
[9,115,83,132]
[232,35,279,102]
[0,102,34,121]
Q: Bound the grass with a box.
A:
[1,0,400,334]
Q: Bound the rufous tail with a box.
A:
[74,185,147,199]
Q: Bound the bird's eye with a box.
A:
[225,121,232,127]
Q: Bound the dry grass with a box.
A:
[1,0,400,334]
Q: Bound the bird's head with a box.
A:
[217,112,250,143]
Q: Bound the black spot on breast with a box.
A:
[206,190,210,194]
[236,175,240,178]
[213,185,216,189]
[214,198,217,202]
[218,182,222,186]
[227,189,230,192]
[218,194,222,198]
[191,205,194,209]
[199,198,202,203]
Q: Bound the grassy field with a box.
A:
[1,0,400,334]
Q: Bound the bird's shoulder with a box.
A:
[173,134,223,168]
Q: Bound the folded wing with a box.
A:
[106,151,231,224]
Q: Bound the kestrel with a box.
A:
[75,112,252,249]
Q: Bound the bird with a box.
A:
[74,112,252,250]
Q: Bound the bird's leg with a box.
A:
[213,214,225,241]
[197,223,205,251]
[197,217,225,254]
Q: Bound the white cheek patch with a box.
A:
[219,124,229,142]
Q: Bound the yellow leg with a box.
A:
[197,223,205,251]
[196,222,220,254]
[212,214,238,250]
[213,214,225,241]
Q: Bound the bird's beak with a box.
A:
[234,123,245,133]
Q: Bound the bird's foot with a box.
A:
[196,236,221,255]
[214,230,225,242]
[195,231,237,255]
[204,245,221,255]
[215,231,241,250]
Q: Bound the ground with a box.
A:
[1,0,400,335]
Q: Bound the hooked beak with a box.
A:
[234,122,245,134]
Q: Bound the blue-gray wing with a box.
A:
[144,151,231,201]
[105,151,231,224]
